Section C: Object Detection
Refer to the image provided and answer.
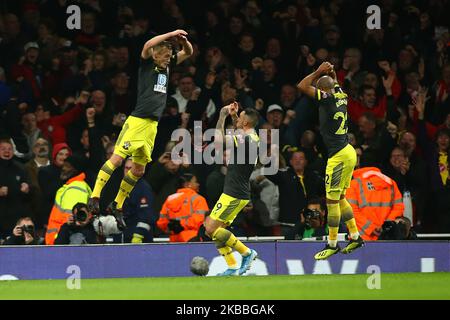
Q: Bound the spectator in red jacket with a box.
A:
[35,92,89,145]
[348,65,401,123]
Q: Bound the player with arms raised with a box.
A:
[88,30,193,225]
[204,102,260,276]
[298,62,364,260]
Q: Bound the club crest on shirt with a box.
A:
[154,74,167,93]
[123,141,131,150]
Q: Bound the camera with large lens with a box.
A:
[74,209,88,222]
[379,220,406,240]
[303,208,321,228]
[20,225,35,237]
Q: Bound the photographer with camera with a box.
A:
[54,203,98,245]
[294,198,345,240]
[4,217,41,245]
[379,216,418,240]
[45,154,92,245]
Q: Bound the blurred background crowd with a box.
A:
[0,0,449,245]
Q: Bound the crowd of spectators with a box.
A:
[1,0,450,244]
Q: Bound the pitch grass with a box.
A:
[1,273,449,300]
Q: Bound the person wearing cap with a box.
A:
[38,142,71,221]
[60,40,79,74]
[324,25,342,52]
[45,154,92,244]
[88,29,193,223]
[266,104,284,128]
[10,42,42,101]
[266,104,290,146]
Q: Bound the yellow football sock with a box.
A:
[212,227,250,256]
[340,198,359,240]
[327,202,341,247]
[114,171,140,209]
[217,246,238,269]
[92,160,116,198]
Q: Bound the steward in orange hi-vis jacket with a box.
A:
[157,174,209,242]
[346,167,404,240]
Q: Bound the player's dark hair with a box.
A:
[178,173,196,189]
[243,107,259,128]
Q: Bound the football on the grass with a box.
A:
[190,256,209,276]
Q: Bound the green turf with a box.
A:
[1,273,449,300]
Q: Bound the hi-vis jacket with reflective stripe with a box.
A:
[158,188,209,242]
[45,173,92,245]
[346,167,404,241]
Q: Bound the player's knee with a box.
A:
[204,223,216,238]
[109,155,123,168]
[131,166,145,177]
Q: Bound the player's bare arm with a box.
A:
[215,104,234,150]
[176,35,193,65]
[297,62,333,98]
[229,101,239,129]
[141,29,188,59]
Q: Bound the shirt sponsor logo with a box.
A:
[154,74,167,93]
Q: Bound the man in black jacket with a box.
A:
[264,150,324,238]
[0,138,32,239]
